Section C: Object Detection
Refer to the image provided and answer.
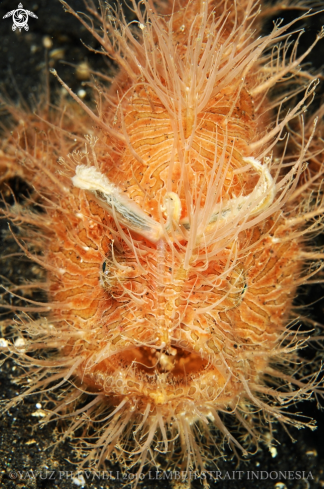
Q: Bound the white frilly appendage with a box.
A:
[72,165,164,243]
[72,158,275,244]
[207,157,275,226]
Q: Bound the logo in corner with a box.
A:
[3,3,38,32]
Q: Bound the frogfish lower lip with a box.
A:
[77,345,231,406]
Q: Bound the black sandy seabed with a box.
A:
[0,0,324,488]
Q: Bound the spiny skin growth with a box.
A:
[1,0,324,477]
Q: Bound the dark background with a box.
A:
[0,0,324,488]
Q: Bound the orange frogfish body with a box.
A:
[1,0,323,475]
